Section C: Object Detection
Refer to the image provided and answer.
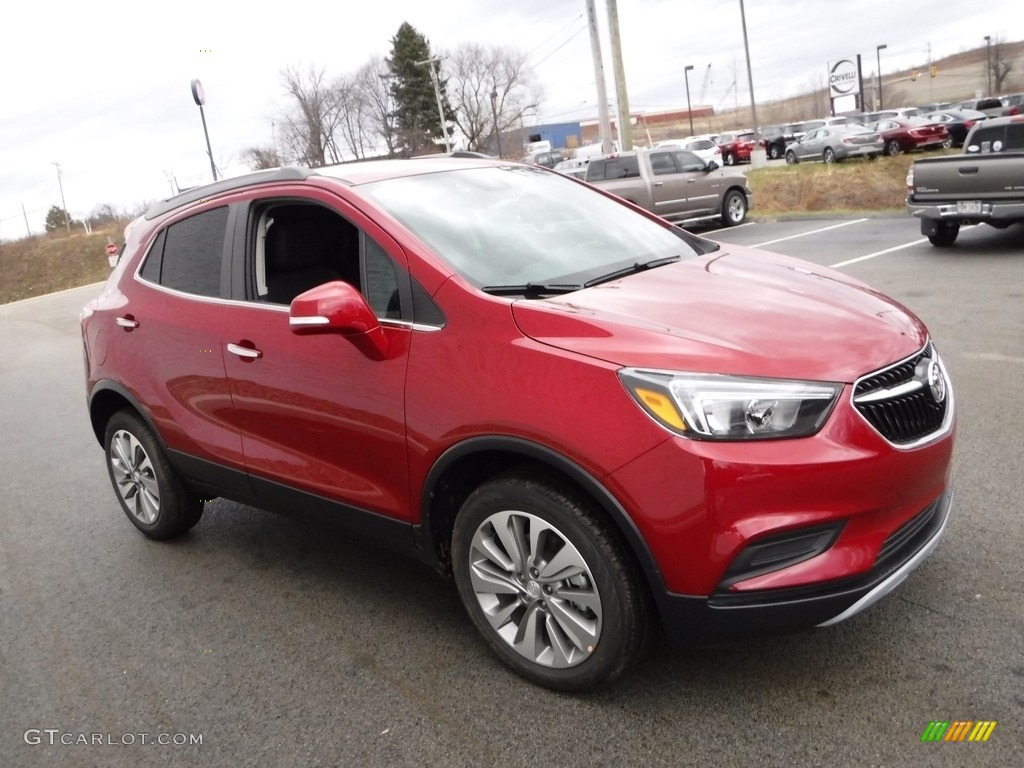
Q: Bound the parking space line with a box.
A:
[752,218,867,248]
[829,225,977,268]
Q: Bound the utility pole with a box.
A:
[985,36,992,94]
[606,0,632,150]
[684,65,695,135]
[52,162,70,232]
[585,0,613,153]
[876,44,887,110]
[22,203,31,238]
[490,88,503,158]
[415,57,452,153]
[738,0,758,130]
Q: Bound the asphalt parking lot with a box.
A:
[1,215,1021,767]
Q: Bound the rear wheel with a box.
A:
[724,152,735,166]
[451,471,649,691]
[768,144,782,160]
[885,140,901,156]
[721,189,748,226]
[104,409,204,539]
[927,222,959,247]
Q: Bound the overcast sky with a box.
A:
[1,0,1018,238]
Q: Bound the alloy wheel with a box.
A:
[109,429,160,525]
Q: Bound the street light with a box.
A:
[415,57,452,153]
[876,44,887,110]
[684,64,695,136]
[984,36,992,94]
[190,79,217,182]
[489,88,503,158]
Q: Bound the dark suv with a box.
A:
[83,159,954,691]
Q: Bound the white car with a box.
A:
[654,137,723,167]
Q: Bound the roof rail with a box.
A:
[144,166,315,220]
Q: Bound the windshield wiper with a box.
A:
[583,255,681,288]
[481,282,583,297]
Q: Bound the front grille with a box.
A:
[853,343,949,445]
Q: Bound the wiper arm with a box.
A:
[584,255,681,288]
[481,282,583,297]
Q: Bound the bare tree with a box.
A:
[242,146,284,171]
[802,72,828,117]
[444,44,541,155]
[354,56,399,157]
[989,36,1014,93]
[279,65,342,167]
[333,74,375,161]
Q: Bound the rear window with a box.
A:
[586,156,640,180]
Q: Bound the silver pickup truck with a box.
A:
[584,148,752,227]
[906,115,1024,246]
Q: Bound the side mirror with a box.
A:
[706,160,720,171]
[289,280,389,359]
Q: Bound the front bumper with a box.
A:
[653,488,952,644]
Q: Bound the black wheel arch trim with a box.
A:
[415,435,667,592]
[88,380,162,447]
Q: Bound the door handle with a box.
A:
[653,181,664,186]
[115,316,139,330]
[227,342,262,360]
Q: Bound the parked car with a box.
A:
[760,122,805,159]
[865,117,949,155]
[83,158,954,691]
[784,124,884,164]
[920,109,989,147]
[520,149,564,168]
[953,97,1013,118]
[584,148,750,226]
[999,93,1024,113]
[552,157,589,179]
[654,137,723,167]
[907,115,1024,245]
[715,131,760,165]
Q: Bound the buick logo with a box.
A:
[926,360,946,403]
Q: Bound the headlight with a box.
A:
[619,368,841,440]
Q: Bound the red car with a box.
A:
[82,159,954,691]
[868,117,949,156]
[716,130,760,164]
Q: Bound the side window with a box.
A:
[649,152,677,175]
[138,230,166,284]
[672,150,705,173]
[602,157,639,178]
[362,235,401,319]
[142,207,227,297]
[1003,125,1024,151]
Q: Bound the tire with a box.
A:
[104,409,204,539]
[724,152,735,166]
[785,150,797,165]
[721,189,748,226]
[885,140,901,157]
[768,144,782,160]
[823,147,837,164]
[942,137,953,149]
[451,470,649,692]
[927,222,959,247]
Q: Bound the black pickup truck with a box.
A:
[906,116,1024,246]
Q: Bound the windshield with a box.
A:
[361,165,698,288]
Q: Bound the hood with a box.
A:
[511,245,927,383]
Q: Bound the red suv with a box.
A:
[82,159,955,691]
[716,130,760,164]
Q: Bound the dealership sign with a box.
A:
[828,58,861,98]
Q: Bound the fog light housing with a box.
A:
[719,522,846,590]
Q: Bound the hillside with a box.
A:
[0,229,118,304]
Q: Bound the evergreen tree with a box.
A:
[387,22,452,155]
[44,205,71,233]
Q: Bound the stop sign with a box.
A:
[105,243,118,256]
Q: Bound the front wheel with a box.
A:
[823,147,837,164]
[885,140,901,157]
[785,150,797,165]
[721,189,748,226]
[104,409,204,539]
[451,471,649,691]
[928,222,959,247]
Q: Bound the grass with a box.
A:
[747,153,915,218]
[0,227,122,305]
